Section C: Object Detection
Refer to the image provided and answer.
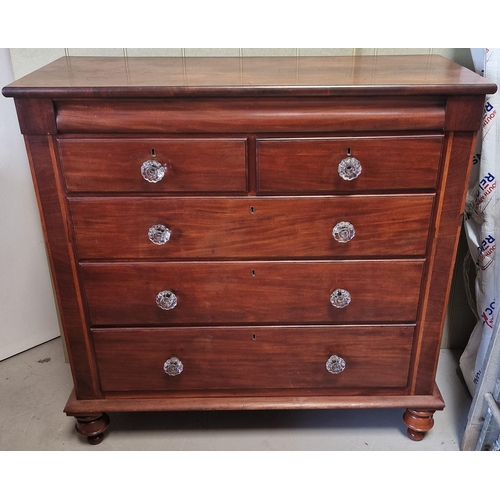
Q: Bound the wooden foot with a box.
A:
[403,409,436,441]
[74,413,110,445]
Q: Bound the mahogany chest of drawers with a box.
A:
[3,55,495,445]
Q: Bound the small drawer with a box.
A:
[256,135,443,193]
[58,138,248,193]
[70,195,434,259]
[81,260,424,326]
[93,325,414,392]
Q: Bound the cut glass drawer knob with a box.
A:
[330,289,351,308]
[163,357,183,376]
[326,355,346,375]
[338,156,362,181]
[332,221,355,243]
[141,159,166,183]
[148,224,171,245]
[156,290,178,310]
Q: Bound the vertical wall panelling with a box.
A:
[9,48,66,79]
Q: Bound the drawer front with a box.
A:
[81,260,424,326]
[55,97,446,134]
[256,135,443,193]
[70,195,434,259]
[58,138,248,193]
[93,326,414,392]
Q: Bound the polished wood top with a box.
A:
[3,55,497,98]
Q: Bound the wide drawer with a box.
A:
[70,195,434,259]
[256,135,443,193]
[58,138,248,193]
[81,260,424,326]
[93,325,414,392]
[54,96,446,134]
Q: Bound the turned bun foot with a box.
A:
[403,409,436,441]
[87,433,104,445]
[74,413,110,445]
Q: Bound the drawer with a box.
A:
[54,97,446,134]
[256,135,443,193]
[71,195,433,259]
[81,260,424,326]
[58,138,248,193]
[93,325,414,392]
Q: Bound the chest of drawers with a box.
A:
[3,55,495,445]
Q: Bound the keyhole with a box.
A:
[347,148,351,156]
[151,148,156,157]
[252,269,256,277]
[252,334,257,340]
[250,206,255,214]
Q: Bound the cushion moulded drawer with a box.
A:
[92,325,415,392]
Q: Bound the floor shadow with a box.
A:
[108,407,409,437]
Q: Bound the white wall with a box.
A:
[9,48,475,79]
[0,48,61,360]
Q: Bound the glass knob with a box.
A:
[326,355,346,375]
[332,221,355,243]
[164,357,183,376]
[338,156,362,181]
[148,224,171,245]
[141,159,166,183]
[156,290,178,310]
[330,289,351,308]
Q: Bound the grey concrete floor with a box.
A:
[0,338,472,450]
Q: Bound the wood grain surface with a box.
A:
[70,195,434,259]
[80,260,424,326]
[92,325,414,392]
